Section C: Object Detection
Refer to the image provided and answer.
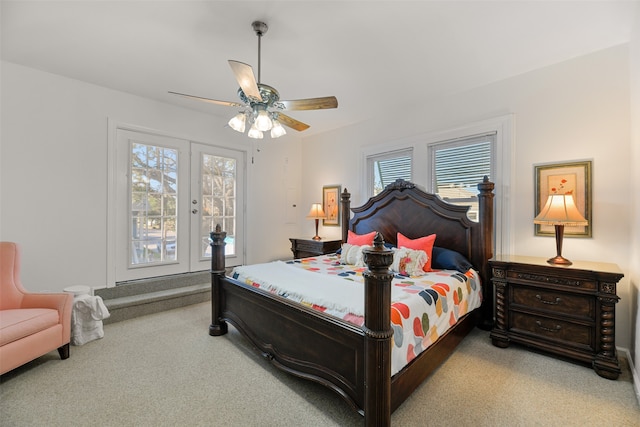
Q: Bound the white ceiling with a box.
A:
[1,1,637,137]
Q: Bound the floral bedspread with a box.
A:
[232,254,482,376]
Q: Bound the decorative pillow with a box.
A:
[347,230,377,246]
[390,248,427,276]
[431,247,473,273]
[340,243,368,266]
[397,232,436,272]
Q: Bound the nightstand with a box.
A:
[489,255,624,379]
[289,238,342,259]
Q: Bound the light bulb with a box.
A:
[270,120,286,138]
[248,124,264,139]
[228,113,246,133]
[254,108,273,131]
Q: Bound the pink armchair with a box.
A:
[0,242,73,375]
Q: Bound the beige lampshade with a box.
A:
[534,194,588,226]
[306,203,327,219]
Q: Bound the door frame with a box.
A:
[107,120,247,287]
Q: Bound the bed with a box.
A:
[209,178,495,426]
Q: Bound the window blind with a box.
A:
[431,133,495,193]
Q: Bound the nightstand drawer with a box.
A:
[507,270,597,291]
[511,287,593,318]
[510,311,594,351]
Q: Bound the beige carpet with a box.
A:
[1,302,638,426]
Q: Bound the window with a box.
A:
[366,149,412,196]
[428,133,496,221]
[360,115,513,256]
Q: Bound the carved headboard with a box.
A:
[340,178,495,326]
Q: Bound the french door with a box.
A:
[115,129,244,282]
[190,143,244,272]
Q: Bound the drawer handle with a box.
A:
[536,321,561,333]
[535,294,561,305]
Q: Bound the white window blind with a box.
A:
[429,133,496,221]
[367,149,412,195]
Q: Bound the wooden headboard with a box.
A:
[340,178,495,327]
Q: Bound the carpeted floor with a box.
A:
[1,302,638,426]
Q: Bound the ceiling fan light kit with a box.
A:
[228,112,247,133]
[169,21,337,139]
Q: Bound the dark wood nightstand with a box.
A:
[289,238,342,259]
[489,255,624,379]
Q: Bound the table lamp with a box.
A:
[534,193,588,266]
[306,203,327,240]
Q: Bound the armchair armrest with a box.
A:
[21,292,73,343]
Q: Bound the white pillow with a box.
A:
[340,243,369,266]
[390,247,428,276]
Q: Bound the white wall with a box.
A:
[302,45,634,350]
[0,61,303,291]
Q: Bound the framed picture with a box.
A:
[322,185,341,227]
[534,160,592,237]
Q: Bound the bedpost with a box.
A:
[362,233,394,427]
[341,188,351,243]
[209,224,228,336]
[477,176,495,330]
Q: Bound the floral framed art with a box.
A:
[534,160,592,237]
[322,185,341,227]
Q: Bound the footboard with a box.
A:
[209,227,394,424]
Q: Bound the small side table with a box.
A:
[289,237,342,259]
[489,255,624,379]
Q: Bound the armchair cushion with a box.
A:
[0,309,60,346]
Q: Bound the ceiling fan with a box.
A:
[169,21,338,139]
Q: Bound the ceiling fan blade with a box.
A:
[277,114,310,132]
[168,91,244,107]
[228,60,262,101]
[279,96,338,111]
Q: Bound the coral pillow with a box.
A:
[397,232,436,272]
[347,230,377,246]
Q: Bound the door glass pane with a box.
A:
[201,154,236,258]
[130,142,179,265]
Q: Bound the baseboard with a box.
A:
[619,347,640,406]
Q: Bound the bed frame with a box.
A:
[209,178,495,426]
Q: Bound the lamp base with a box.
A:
[312,218,321,241]
[547,224,572,266]
[546,255,572,266]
